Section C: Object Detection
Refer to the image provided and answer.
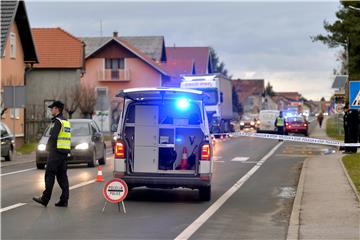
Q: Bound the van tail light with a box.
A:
[115,140,126,159]
[200,143,211,160]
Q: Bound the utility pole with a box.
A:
[99,19,103,37]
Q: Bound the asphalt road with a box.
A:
[1,136,324,239]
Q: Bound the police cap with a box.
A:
[48,100,64,110]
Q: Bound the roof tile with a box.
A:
[32,27,84,68]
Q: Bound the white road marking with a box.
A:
[231,157,249,162]
[0,203,27,213]
[175,142,283,240]
[213,156,222,161]
[2,179,98,213]
[0,167,36,177]
[214,160,225,163]
[69,179,96,190]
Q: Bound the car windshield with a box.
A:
[199,89,218,105]
[287,117,305,122]
[45,122,90,136]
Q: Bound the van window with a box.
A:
[158,100,202,125]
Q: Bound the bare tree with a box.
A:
[63,85,80,119]
[78,85,97,119]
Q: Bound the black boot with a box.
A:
[32,197,48,207]
[55,200,68,207]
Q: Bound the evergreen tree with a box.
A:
[312,2,360,79]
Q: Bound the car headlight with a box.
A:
[250,121,255,126]
[113,136,117,141]
[75,143,89,150]
[256,120,261,125]
[37,144,46,151]
[240,122,245,126]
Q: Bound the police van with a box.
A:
[113,88,213,201]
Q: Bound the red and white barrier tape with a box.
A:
[212,132,360,147]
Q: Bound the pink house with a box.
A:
[81,33,171,130]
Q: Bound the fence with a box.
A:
[25,104,51,142]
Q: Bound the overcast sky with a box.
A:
[26,1,341,101]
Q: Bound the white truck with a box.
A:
[180,74,233,135]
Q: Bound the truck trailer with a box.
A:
[180,74,233,135]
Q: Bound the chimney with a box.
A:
[113,31,118,38]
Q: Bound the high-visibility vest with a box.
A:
[276,117,285,127]
[51,118,71,150]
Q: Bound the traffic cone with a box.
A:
[176,147,189,170]
[96,166,105,182]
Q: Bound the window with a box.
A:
[10,108,19,119]
[96,87,108,97]
[10,32,16,59]
[105,58,124,70]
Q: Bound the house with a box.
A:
[81,32,171,131]
[1,0,38,145]
[232,79,265,114]
[164,46,213,87]
[166,47,213,75]
[272,92,302,111]
[25,27,85,140]
[160,59,195,87]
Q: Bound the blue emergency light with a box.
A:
[176,98,190,111]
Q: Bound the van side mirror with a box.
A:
[220,92,224,103]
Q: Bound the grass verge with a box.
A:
[326,116,344,141]
[16,142,37,154]
[342,153,360,193]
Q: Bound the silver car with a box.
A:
[1,122,14,161]
[36,119,106,169]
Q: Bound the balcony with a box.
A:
[97,69,131,82]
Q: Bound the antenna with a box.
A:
[100,19,103,36]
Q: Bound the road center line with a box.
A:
[175,142,283,240]
[69,179,96,190]
[0,203,27,213]
[2,179,98,213]
[0,167,36,177]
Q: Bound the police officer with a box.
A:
[275,111,286,136]
[33,101,71,207]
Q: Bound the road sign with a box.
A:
[3,86,26,108]
[334,103,344,114]
[103,179,128,203]
[349,81,360,109]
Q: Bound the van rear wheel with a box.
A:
[199,186,211,201]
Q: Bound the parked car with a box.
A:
[36,119,106,169]
[285,116,309,136]
[113,88,213,201]
[1,122,14,161]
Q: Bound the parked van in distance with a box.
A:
[113,88,213,201]
[257,110,280,133]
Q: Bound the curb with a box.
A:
[286,157,309,240]
[338,155,360,206]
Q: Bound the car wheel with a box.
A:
[199,186,211,201]
[5,146,13,161]
[36,163,45,169]
[88,150,96,168]
[98,144,106,165]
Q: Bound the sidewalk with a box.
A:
[287,116,360,239]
